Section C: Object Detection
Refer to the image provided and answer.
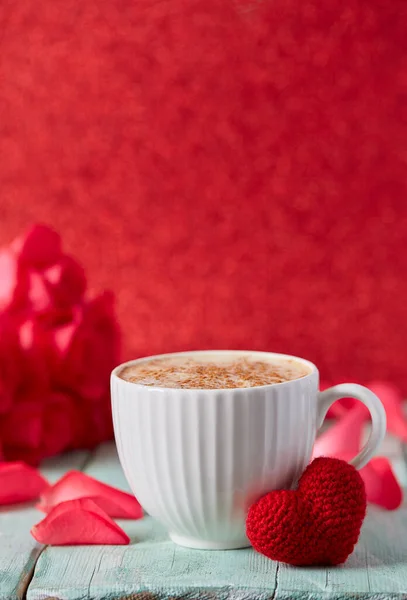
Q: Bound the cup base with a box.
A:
[170,533,251,550]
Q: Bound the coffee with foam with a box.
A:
[119,353,310,389]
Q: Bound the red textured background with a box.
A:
[1,0,407,389]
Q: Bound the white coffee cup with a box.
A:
[111,350,386,550]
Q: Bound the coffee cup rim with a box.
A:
[111,350,318,393]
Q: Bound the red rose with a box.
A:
[0,224,121,463]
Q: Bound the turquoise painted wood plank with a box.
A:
[26,511,407,600]
[27,441,407,600]
[0,451,89,600]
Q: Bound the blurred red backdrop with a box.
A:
[1,0,406,389]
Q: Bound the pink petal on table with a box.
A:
[326,380,406,430]
[31,498,130,545]
[369,381,407,443]
[360,457,403,510]
[314,405,366,459]
[0,462,49,505]
[37,471,143,519]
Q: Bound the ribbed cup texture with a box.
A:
[111,371,319,549]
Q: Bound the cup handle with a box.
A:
[316,383,387,470]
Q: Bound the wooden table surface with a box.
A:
[1,437,406,600]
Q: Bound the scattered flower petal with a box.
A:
[0,462,49,505]
[31,498,130,545]
[360,457,403,510]
[37,471,143,519]
[325,380,407,428]
[369,381,407,443]
[314,404,366,458]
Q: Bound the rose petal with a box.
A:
[40,393,77,456]
[0,398,44,450]
[0,248,29,312]
[360,457,403,511]
[53,320,79,360]
[16,321,51,392]
[0,317,20,414]
[37,471,143,519]
[28,271,53,313]
[0,462,49,505]
[326,401,348,419]
[70,397,113,450]
[314,405,366,459]
[369,381,407,443]
[325,381,406,432]
[31,498,130,545]
[0,250,20,312]
[43,256,86,308]
[2,447,45,466]
[16,224,62,269]
[3,392,79,462]
[54,292,119,400]
[321,381,360,419]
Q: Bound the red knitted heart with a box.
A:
[246,457,367,566]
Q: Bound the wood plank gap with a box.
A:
[271,562,280,600]
[16,547,45,600]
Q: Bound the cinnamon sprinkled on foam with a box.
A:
[119,356,309,389]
